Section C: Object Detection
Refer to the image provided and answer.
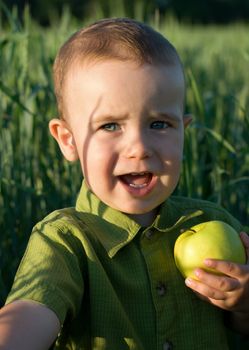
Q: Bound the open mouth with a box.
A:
[119,172,153,188]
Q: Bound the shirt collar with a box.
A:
[75,180,203,258]
[76,181,140,257]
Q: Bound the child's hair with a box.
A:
[53,17,182,119]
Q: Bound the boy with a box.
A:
[0,18,249,350]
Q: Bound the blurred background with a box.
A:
[3,0,249,25]
[1,1,249,329]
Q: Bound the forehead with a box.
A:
[63,60,185,119]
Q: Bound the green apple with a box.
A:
[174,220,246,279]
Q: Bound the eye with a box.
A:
[101,123,120,132]
[150,121,170,129]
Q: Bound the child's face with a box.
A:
[50,60,190,224]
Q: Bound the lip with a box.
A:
[118,172,158,197]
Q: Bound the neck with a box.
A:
[127,208,158,227]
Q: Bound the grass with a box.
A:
[0,5,249,312]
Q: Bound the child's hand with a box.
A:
[185,232,249,334]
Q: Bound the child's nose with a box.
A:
[123,132,153,160]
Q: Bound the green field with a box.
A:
[1,6,249,312]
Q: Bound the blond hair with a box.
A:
[53,18,182,119]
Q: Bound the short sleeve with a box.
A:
[5,211,85,324]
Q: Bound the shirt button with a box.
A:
[145,229,154,239]
[163,340,173,350]
[156,282,167,296]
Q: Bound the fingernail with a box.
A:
[194,268,201,277]
[204,259,212,267]
[185,278,193,286]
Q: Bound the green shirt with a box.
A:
[6,181,246,349]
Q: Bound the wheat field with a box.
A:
[1,6,249,315]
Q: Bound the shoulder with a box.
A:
[6,208,87,324]
[28,207,94,263]
[35,207,81,229]
[168,195,242,231]
[34,207,87,238]
[169,195,227,212]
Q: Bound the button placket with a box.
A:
[163,340,173,350]
[141,227,172,349]
[156,281,167,296]
[145,229,154,239]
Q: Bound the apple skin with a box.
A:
[174,220,246,279]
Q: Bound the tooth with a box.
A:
[129,183,147,188]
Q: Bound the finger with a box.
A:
[185,277,226,300]
[204,258,247,278]
[240,232,249,263]
[185,277,242,311]
[193,267,240,292]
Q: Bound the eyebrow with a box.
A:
[91,114,128,124]
[149,111,182,122]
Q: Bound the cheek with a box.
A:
[162,139,183,162]
[160,140,184,180]
[81,140,118,179]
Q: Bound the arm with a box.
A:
[0,300,60,350]
[185,232,249,335]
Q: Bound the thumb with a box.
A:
[240,232,249,264]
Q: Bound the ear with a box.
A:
[49,118,79,161]
[183,114,192,129]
